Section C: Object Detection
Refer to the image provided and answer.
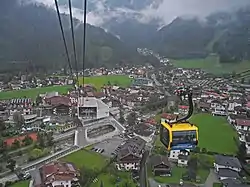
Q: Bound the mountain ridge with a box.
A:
[0,0,159,72]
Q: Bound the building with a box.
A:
[214,155,242,181]
[45,96,73,116]
[132,78,154,87]
[245,134,250,155]
[161,113,177,123]
[221,179,249,187]
[6,114,40,126]
[116,136,146,171]
[235,119,250,131]
[8,98,32,115]
[150,155,171,176]
[31,161,80,187]
[169,149,190,162]
[178,105,189,115]
[211,100,227,116]
[77,97,109,119]
[214,155,242,172]
[217,168,240,180]
[177,150,189,167]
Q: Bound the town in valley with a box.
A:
[0,50,249,187]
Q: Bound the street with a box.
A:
[140,150,149,187]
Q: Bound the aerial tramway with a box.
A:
[160,86,198,150]
[159,69,250,151]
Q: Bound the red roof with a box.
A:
[161,113,177,120]
[45,96,71,106]
[236,119,250,126]
[94,92,105,98]
[146,118,157,125]
[246,102,250,108]
[4,133,37,146]
[178,105,189,109]
[41,162,79,184]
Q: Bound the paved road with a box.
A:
[0,117,124,183]
[204,169,219,187]
[151,74,162,86]
[0,146,80,183]
[140,150,149,187]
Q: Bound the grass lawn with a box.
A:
[10,180,29,187]
[0,85,72,100]
[154,166,209,184]
[0,75,131,100]
[78,75,132,90]
[190,113,238,155]
[154,167,186,183]
[90,172,136,187]
[213,182,222,187]
[61,149,108,170]
[172,55,250,74]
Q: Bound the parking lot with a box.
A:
[91,136,125,157]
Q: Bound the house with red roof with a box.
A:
[178,105,189,115]
[45,96,73,116]
[235,119,250,132]
[31,161,79,187]
[161,113,177,123]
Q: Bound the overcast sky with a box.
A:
[29,0,250,26]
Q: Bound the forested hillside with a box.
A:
[149,7,250,63]
[0,0,158,72]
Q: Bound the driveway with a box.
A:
[204,169,219,187]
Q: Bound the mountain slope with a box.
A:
[0,0,157,72]
[150,17,215,59]
[148,7,250,63]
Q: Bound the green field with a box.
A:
[154,167,186,183]
[0,85,72,100]
[61,149,136,187]
[61,149,108,170]
[190,113,238,155]
[0,75,132,100]
[172,55,250,74]
[154,167,209,184]
[10,180,29,187]
[79,75,132,90]
[90,173,136,187]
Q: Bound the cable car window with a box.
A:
[160,125,169,147]
[172,130,197,145]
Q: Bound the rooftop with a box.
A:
[33,161,79,187]
[78,97,98,108]
[215,155,241,169]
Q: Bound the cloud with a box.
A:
[23,0,250,26]
[140,0,250,24]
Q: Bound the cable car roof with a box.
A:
[161,121,198,131]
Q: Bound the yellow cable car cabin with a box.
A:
[160,118,198,150]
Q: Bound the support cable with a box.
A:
[68,0,79,88]
[54,0,73,79]
[82,0,87,88]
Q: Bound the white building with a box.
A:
[169,149,190,162]
[77,97,109,119]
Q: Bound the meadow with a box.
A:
[78,75,132,90]
[0,85,71,100]
[61,149,136,187]
[10,180,29,187]
[60,149,108,170]
[0,75,132,100]
[190,113,238,155]
[172,55,250,74]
